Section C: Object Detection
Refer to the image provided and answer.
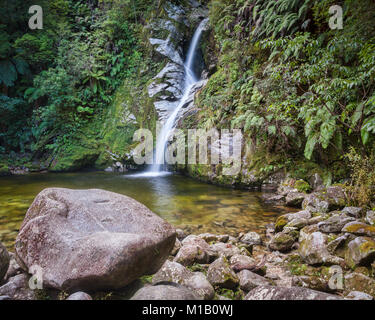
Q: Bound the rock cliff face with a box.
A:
[146,1,208,121]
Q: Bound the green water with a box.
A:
[0,172,291,251]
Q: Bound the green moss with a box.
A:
[294,180,311,193]
[275,215,288,232]
[139,274,154,285]
[345,223,375,235]
[187,263,207,275]
[287,255,308,276]
[359,239,375,254]
[215,288,243,300]
[49,145,100,172]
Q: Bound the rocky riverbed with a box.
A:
[0,183,374,300]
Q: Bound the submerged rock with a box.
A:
[15,188,176,291]
[244,286,344,300]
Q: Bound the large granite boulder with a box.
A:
[15,188,176,291]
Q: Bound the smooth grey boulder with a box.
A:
[15,188,176,291]
[66,292,92,300]
[152,260,214,300]
[0,241,9,283]
[207,257,239,289]
[238,270,270,292]
[131,283,199,300]
[0,274,35,300]
[244,286,344,300]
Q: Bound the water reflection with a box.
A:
[0,172,292,251]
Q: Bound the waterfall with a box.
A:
[148,19,208,174]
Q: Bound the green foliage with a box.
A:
[0,0,146,168]
[196,0,375,175]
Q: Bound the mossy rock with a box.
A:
[269,232,296,252]
[342,222,375,237]
[345,237,375,269]
[275,215,289,233]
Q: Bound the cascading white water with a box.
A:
[148,19,208,174]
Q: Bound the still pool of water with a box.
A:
[0,172,292,251]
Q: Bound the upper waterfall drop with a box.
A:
[148,18,208,175]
